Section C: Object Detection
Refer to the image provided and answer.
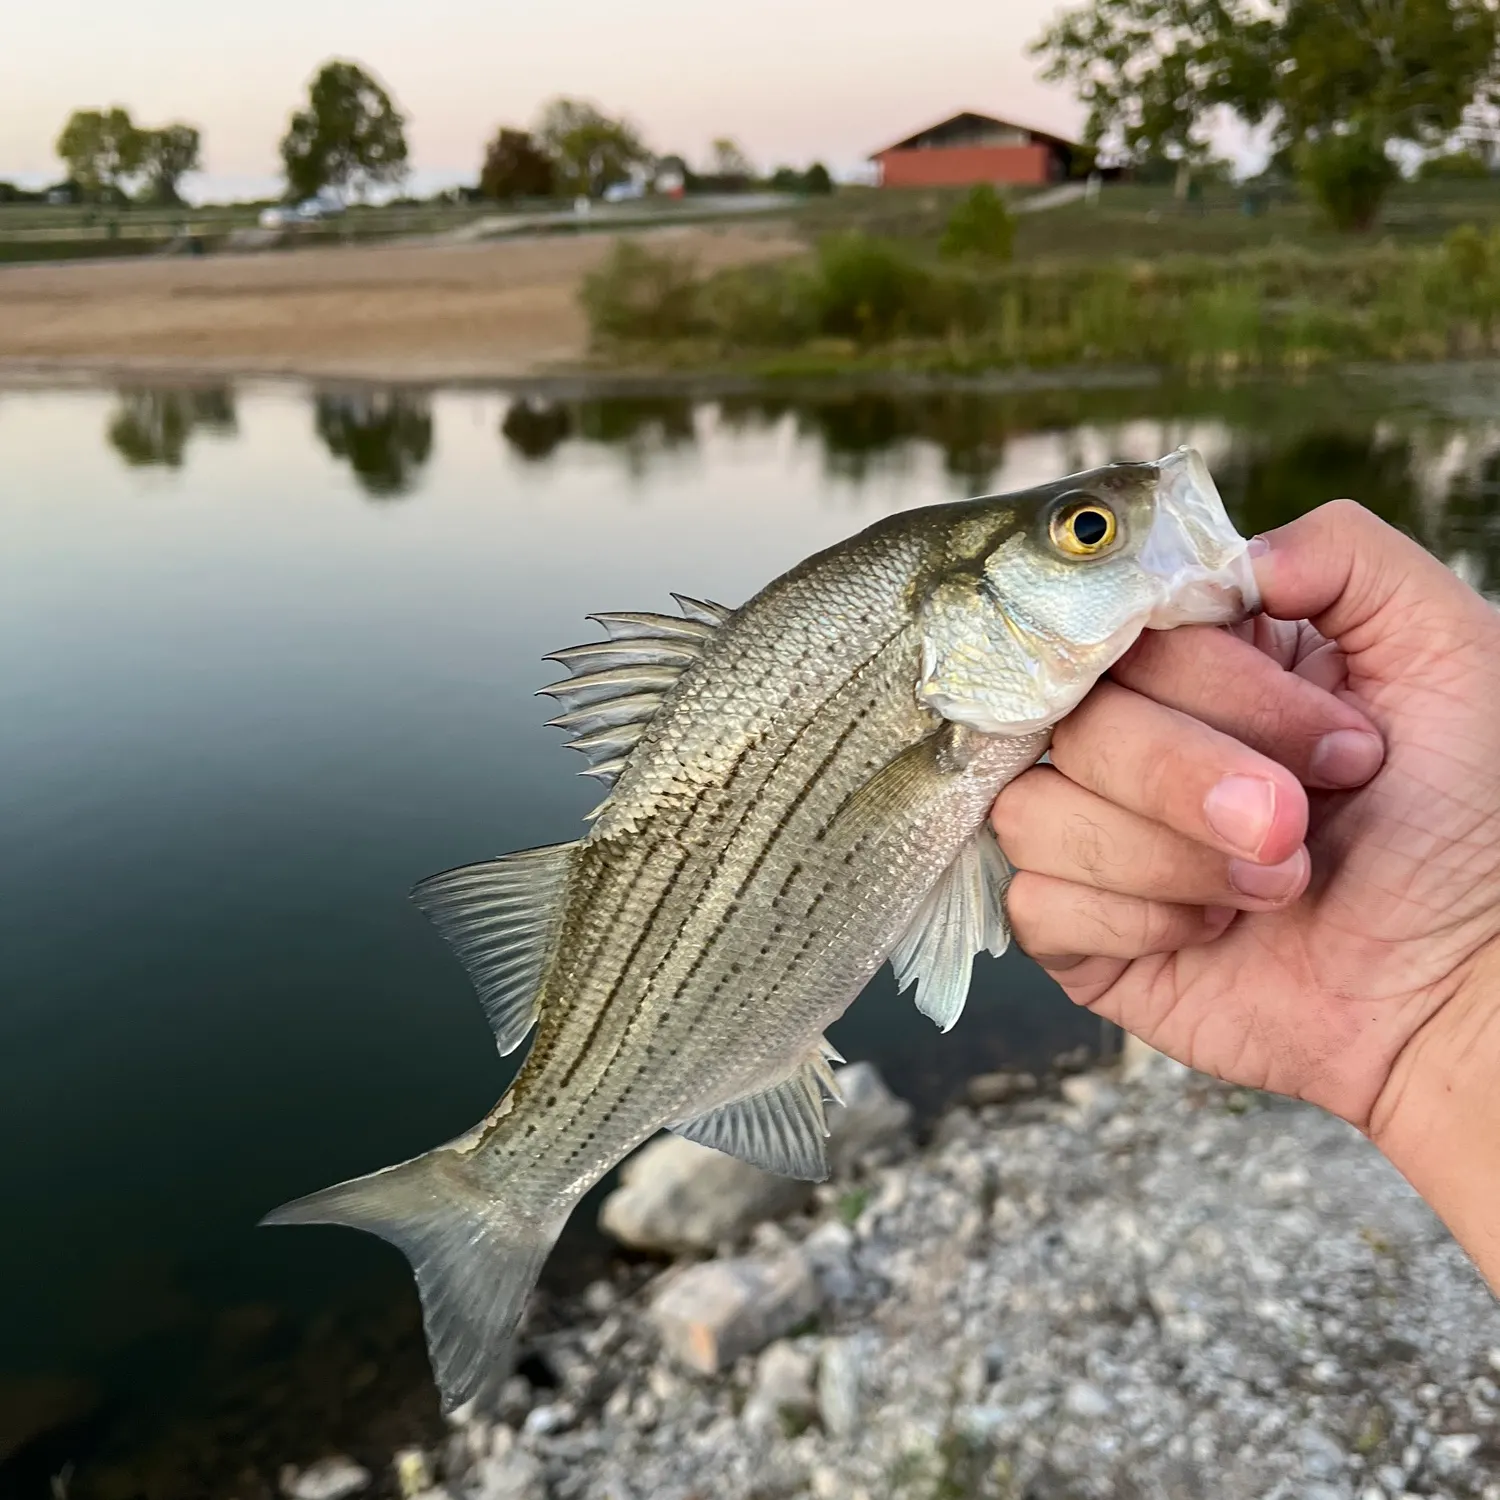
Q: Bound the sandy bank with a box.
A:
[0,225,802,384]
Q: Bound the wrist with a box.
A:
[1369,948,1500,1288]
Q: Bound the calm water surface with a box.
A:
[3,372,1499,1492]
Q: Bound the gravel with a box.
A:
[375,1049,1500,1499]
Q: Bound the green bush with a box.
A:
[578,240,705,344]
[1419,149,1491,181]
[1297,131,1398,232]
[939,184,1015,262]
[809,233,937,342]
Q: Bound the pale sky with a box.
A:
[2,0,1085,197]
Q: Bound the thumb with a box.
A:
[1251,499,1489,662]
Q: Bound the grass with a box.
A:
[581,209,1500,375]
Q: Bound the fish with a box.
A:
[263,445,1258,1413]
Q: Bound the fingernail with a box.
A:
[1203,905,1237,929]
[1204,775,1277,857]
[1228,847,1307,902]
[1246,535,1270,557]
[1310,729,1383,787]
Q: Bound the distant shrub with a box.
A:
[1297,132,1398,232]
[810,233,937,342]
[1420,149,1491,181]
[940,184,1015,262]
[803,162,834,196]
[579,240,705,343]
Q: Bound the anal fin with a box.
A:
[890,823,1011,1033]
[671,1039,844,1181]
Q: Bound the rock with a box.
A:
[1059,1073,1120,1118]
[1296,1425,1346,1481]
[281,1457,372,1500]
[1063,1381,1113,1419]
[817,1338,862,1437]
[1430,1432,1481,1476]
[474,1447,546,1500]
[522,1402,573,1437]
[393,1448,433,1498]
[650,1251,822,1374]
[827,1062,913,1171]
[741,1341,816,1435]
[598,1135,811,1253]
[965,1069,1037,1107]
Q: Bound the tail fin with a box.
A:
[262,1148,567,1414]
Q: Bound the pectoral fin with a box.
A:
[671,1039,845,1181]
[889,824,1011,1033]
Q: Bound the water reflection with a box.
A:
[88,378,1500,593]
[500,398,571,461]
[313,390,433,498]
[106,387,236,468]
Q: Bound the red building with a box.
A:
[871,111,1080,189]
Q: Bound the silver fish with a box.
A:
[264,446,1257,1412]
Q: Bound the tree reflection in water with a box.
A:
[501,399,572,461]
[106,387,237,468]
[313,390,433,499]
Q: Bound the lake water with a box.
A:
[4,370,1500,1494]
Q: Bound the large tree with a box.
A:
[1032,0,1500,223]
[479,128,555,200]
[280,60,408,201]
[533,98,648,198]
[55,107,145,202]
[139,123,202,205]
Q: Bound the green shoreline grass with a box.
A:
[582,222,1500,378]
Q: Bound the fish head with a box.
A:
[916,446,1259,736]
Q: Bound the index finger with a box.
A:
[1112,624,1384,790]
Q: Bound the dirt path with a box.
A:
[0,223,803,383]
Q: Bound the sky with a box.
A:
[2,0,1087,200]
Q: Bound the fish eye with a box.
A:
[1050,498,1119,557]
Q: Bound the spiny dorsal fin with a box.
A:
[410,842,577,1054]
[538,595,734,806]
[889,823,1012,1033]
[671,1039,845,1181]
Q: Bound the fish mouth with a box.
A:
[1140,446,1261,626]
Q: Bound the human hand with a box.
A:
[993,502,1500,1165]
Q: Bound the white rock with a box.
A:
[282,1458,372,1500]
[1059,1074,1120,1117]
[741,1340,816,1435]
[651,1251,822,1374]
[818,1338,862,1437]
[522,1402,573,1437]
[473,1447,546,1500]
[1063,1381,1113,1419]
[1297,1425,1346,1480]
[598,1135,811,1253]
[1430,1433,1481,1475]
[827,1062,913,1171]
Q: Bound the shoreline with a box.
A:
[273,1048,1500,1500]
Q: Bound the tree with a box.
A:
[803,162,834,195]
[55,108,144,203]
[139,124,201,205]
[710,137,754,179]
[479,128,555,200]
[280,60,408,201]
[534,98,647,198]
[1032,0,1500,224]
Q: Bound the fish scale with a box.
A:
[263,447,1259,1414]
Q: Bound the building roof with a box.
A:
[870,110,1080,159]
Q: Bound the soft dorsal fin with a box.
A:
[671,1039,844,1181]
[410,842,578,1054]
[889,824,1012,1033]
[538,596,734,802]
